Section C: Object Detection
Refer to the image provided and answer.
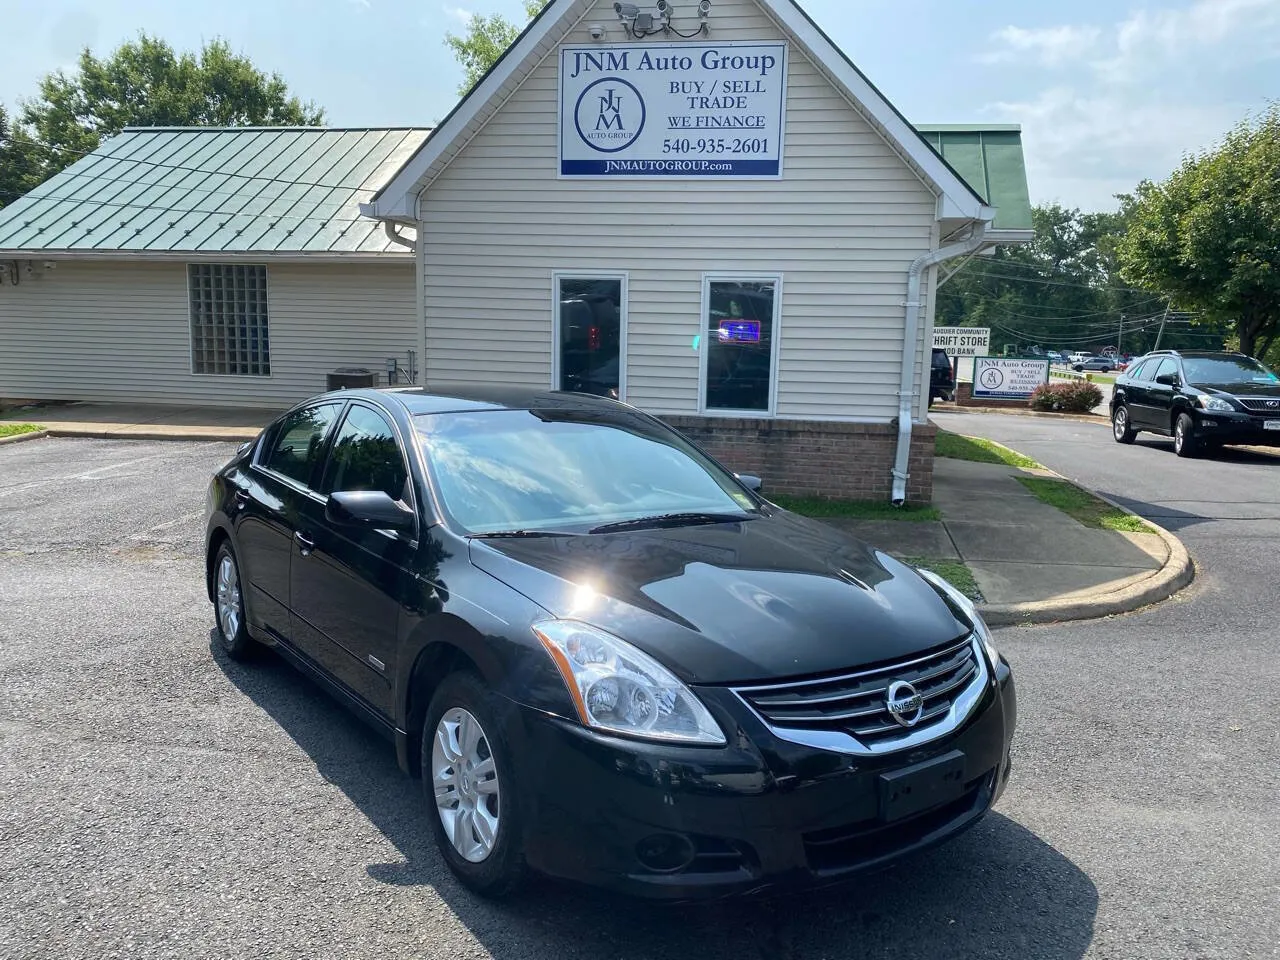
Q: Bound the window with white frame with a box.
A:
[189,264,270,376]
[554,274,626,400]
[701,276,780,414]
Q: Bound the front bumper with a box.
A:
[507,657,1016,900]
[1193,411,1280,446]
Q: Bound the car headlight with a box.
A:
[915,568,1001,668]
[1197,395,1233,412]
[533,620,726,745]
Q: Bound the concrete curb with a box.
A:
[43,427,259,443]
[974,463,1195,627]
[0,428,49,446]
[935,406,1109,425]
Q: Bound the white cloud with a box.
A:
[346,0,371,8]
[441,3,473,24]
[979,25,1101,66]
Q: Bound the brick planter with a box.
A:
[955,382,1029,409]
[662,416,937,504]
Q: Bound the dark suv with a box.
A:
[1111,350,1280,456]
[930,348,956,406]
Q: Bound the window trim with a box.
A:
[253,400,348,497]
[187,263,273,379]
[551,271,629,401]
[698,273,783,418]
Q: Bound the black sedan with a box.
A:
[205,388,1016,900]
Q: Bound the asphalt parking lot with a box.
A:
[2,434,1278,959]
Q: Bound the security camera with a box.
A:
[655,0,672,14]
[698,0,711,15]
[588,23,605,39]
[614,2,638,18]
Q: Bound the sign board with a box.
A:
[559,42,787,178]
[972,357,1050,400]
[933,327,991,357]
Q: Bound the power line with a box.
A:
[960,261,1160,296]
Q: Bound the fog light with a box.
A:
[635,833,696,873]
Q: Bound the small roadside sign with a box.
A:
[972,357,1050,400]
[933,327,991,357]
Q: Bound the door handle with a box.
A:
[295,531,316,555]
[233,489,250,509]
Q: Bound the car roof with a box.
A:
[314,386,632,416]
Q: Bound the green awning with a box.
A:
[915,125,1032,232]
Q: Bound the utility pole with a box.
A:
[1117,314,1125,355]
[1153,303,1171,350]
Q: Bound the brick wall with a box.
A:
[955,382,1028,409]
[663,416,937,504]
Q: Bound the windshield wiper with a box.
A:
[472,529,581,539]
[588,512,755,535]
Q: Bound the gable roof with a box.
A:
[0,127,431,257]
[917,126,1032,233]
[362,0,993,225]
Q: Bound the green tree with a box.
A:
[1117,105,1280,359]
[445,1,548,95]
[6,34,322,199]
[0,105,47,209]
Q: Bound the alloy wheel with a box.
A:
[432,707,501,863]
[216,553,242,642]
[1114,408,1128,440]
[1175,419,1186,454]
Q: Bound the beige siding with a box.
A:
[421,0,939,421]
[0,260,416,407]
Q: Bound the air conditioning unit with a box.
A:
[326,368,377,391]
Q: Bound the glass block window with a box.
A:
[189,264,270,376]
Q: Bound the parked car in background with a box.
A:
[1067,352,1092,365]
[1073,356,1115,372]
[930,348,956,405]
[1047,351,1066,363]
[1111,350,1280,456]
[205,387,1016,900]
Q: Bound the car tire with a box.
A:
[1112,405,1136,444]
[1173,413,1199,458]
[422,670,526,899]
[213,542,255,660]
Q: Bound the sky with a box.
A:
[0,0,1276,212]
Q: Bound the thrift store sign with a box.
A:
[559,42,788,177]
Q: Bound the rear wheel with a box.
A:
[1173,413,1199,458]
[1112,405,1136,444]
[213,543,254,660]
[423,671,526,898]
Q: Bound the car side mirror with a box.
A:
[326,490,416,533]
[1155,373,1179,386]
[736,473,764,493]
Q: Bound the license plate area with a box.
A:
[878,750,967,822]
[1264,420,1280,431]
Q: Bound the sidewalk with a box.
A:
[0,401,272,441]
[825,456,1192,626]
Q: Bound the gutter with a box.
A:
[891,220,991,506]
[383,220,417,252]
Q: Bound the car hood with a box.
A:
[468,511,972,685]
[1197,382,1280,398]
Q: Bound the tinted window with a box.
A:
[705,280,776,412]
[263,403,342,487]
[323,405,409,500]
[415,409,757,534]
[1153,358,1180,382]
[1182,356,1279,386]
[1127,359,1153,381]
[558,277,622,399]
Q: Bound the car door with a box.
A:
[1123,359,1157,427]
[288,402,415,718]
[236,402,344,642]
[1144,358,1181,433]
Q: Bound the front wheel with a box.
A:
[423,671,526,898]
[1112,405,1136,444]
[213,542,254,660]
[1173,413,1200,458]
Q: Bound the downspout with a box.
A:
[383,220,416,251]
[415,215,428,387]
[891,220,991,505]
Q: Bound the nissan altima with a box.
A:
[204,388,1016,900]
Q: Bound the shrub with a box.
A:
[1029,380,1104,413]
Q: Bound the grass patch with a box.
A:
[1015,477,1149,532]
[0,423,42,439]
[771,495,941,522]
[902,557,982,601]
[935,430,1043,469]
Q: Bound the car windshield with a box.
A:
[1182,356,1280,386]
[414,408,759,534]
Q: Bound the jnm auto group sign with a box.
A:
[559,42,788,178]
[972,357,1050,400]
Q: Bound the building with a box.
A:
[0,0,1031,503]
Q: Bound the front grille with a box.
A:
[733,637,981,747]
[1238,398,1280,414]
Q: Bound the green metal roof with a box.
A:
[915,125,1033,232]
[0,127,431,255]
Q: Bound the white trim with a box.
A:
[698,273,783,418]
[0,250,412,263]
[186,263,274,379]
[551,271,629,401]
[364,0,987,221]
